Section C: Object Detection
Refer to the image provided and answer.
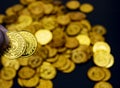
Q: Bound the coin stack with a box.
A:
[0,0,114,88]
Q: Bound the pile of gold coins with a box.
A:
[0,0,114,88]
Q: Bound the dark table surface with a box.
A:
[0,0,120,88]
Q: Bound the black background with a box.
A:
[0,0,120,88]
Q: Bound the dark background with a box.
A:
[0,0,120,88]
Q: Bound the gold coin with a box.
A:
[4,31,26,59]
[80,3,94,13]
[18,15,32,26]
[80,19,92,31]
[92,25,107,35]
[93,50,111,67]
[87,66,105,81]
[57,15,70,25]
[44,3,54,14]
[28,1,44,15]
[28,55,43,68]
[0,79,13,88]
[39,62,57,80]
[63,61,75,73]
[46,55,59,63]
[17,56,29,66]
[19,31,37,56]
[76,34,91,46]
[105,54,114,68]
[18,66,35,79]
[66,22,81,36]
[2,58,20,70]
[17,78,24,87]
[69,12,86,21]
[59,59,71,71]
[1,67,16,80]
[42,17,56,30]
[102,68,111,81]
[93,41,111,53]
[36,79,53,88]
[94,81,113,88]
[52,55,67,68]
[35,29,53,45]
[45,45,57,58]
[72,49,88,64]
[66,0,80,10]
[22,75,39,87]
[65,37,79,49]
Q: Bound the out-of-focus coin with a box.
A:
[35,29,53,45]
[72,49,88,64]
[45,45,57,58]
[57,15,70,25]
[92,25,107,35]
[93,81,113,88]
[4,31,26,59]
[69,12,86,21]
[44,3,54,14]
[28,55,43,68]
[66,22,81,36]
[63,60,75,73]
[42,17,56,30]
[39,62,57,80]
[22,75,39,87]
[18,66,35,79]
[93,50,111,67]
[19,31,37,56]
[2,56,20,70]
[66,0,80,10]
[105,54,114,68]
[52,55,67,68]
[102,68,111,81]
[17,56,29,66]
[80,3,94,13]
[87,66,105,81]
[36,79,53,88]
[65,37,79,49]
[76,34,91,46]
[93,41,111,53]
[1,67,16,80]
[0,79,13,88]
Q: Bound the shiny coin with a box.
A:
[1,67,16,80]
[19,31,37,56]
[35,29,53,45]
[87,66,105,81]
[93,41,111,53]
[4,31,26,59]
[76,34,91,46]
[105,54,114,68]
[94,81,113,88]
[93,50,111,67]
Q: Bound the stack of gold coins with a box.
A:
[0,0,114,88]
